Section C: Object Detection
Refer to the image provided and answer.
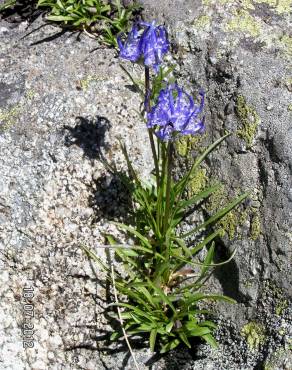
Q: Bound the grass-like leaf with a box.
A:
[180,192,250,238]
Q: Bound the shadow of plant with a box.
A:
[0,0,42,24]
[64,115,133,221]
[89,172,133,222]
[64,115,111,160]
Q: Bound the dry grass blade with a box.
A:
[111,265,141,370]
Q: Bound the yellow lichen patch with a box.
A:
[236,95,260,148]
[0,104,22,131]
[254,0,292,14]
[250,212,261,240]
[25,89,36,100]
[288,104,292,111]
[175,134,206,157]
[241,322,266,350]
[192,15,212,29]
[203,0,255,8]
[225,9,262,37]
[78,75,101,91]
[187,168,208,196]
[275,299,288,316]
[219,211,238,239]
[279,34,292,57]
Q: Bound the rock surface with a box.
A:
[0,0,291,369]
[140,0,292,368]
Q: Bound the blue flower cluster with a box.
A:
[118,21,205,141]
[147,84,205,141]
[118,21,169,72]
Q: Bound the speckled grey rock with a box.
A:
[0,15,154,370]
[0,1,291,369]
[139,0,292,369]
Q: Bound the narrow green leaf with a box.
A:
[138,287,156,308]
[202,333,218,348]
[174,134,231,199]
[160,339,180,353]
[110,331,122,341]
[47,15,76,21]
[0,0,16,11]
[165,321,174,333]
[150,328,158,352]
[109,302,156,323]
[173,237,192,258]
[185,325,211,337]
[178,331,191,348]
[200,321,217,329]
[112,222,153,250]
[184,293,236,306]
[146,278,176,313]
[181,192,249,238]
[200,242,215,277]
[176,184,221,211]
[172,246,237,271]
[80,244,110,273]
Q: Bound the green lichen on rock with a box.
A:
[280,35,292,57]
[241,321,266,350]
[235,95,260,148]
[263,347,291,370]
[187,168,208,196]
[275,299,288,316]
[192,15,211,29]
[225,9,262,37]
[250,211,261,240]
[219,211,238,239]
[175,134,205,157]
[264,281,290,316]
[79,74,101,91]
[254,0,292,14]
[288,104,292,111]
[0,89,36,132]
[206,186,248,239]
[0,104,22,131]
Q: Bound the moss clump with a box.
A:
[187,169,208,196]
[235,95,260,148]
[250,212,261,240]
[241,322,266,350]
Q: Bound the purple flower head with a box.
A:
[117,23,142,62]
[147,84,205,141]
[117,21,169,71]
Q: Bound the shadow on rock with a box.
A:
[213,237,250,304]
[89,171,133,222]
[0,0,42,24]
[64,115,111,160]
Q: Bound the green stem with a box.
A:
[145,66,159,190]
[164,142,173,236]
[157,142,167,234]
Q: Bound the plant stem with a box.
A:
[164,142,173,235]
[156,142,166,234]
[145,66,160,189]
